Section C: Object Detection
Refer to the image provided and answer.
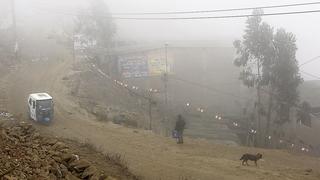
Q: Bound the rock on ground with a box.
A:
[0,121,125,180]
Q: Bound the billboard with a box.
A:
[118,50,173,78]
[148,58,166,76]
[119,56,149,78]
[148,52,172,76]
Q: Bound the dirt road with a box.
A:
[2,59,320,180]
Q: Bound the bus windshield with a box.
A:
[37,100,52,109]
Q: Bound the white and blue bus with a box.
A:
[27,93,53,123]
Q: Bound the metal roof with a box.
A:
[29,93,52,100]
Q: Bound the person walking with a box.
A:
[175,114,186,144]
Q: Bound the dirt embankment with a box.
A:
[62,61,166,133]
[0,117,139,180]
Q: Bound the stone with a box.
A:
[52,142,67,151]
[70,160,90,172]
[46,139,58,146]
[61,153,74,162]
[89,173,101,180]
[81,166,97,179]
[48,173,57,180]
[65,172,81,180]
[52,156,62,163]
[60,163,69,176]
[105,176,118,180]
[3,175,18,180]
[49,162,63,178]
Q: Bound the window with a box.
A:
[37,100,52,108]
[32,101,36,109]
[29,99,32,105]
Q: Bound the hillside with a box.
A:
[0,59,320,179]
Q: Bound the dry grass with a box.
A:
[105,153,128,171]
[104,153,142,180]
[80,140,141,180]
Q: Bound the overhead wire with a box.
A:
[112,1,320,15]
[111,10,320,20]
[298,56,320,80]
[301,70,320,80]
[299,55,320,67]
[171,76,252,101]
[30,5,320,20]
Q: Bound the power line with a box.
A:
[171,76,251,101]
[298,55,320,79]
[301,70,320,80]
[31,6,320,20]
[299,55,320,67]
[112,10,320,20]
[112,1,320,15]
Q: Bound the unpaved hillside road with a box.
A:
[3,60,320,180]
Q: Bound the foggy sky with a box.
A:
[106,0,320,81]
[5,0,320,80]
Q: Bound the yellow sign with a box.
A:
[149,58,167,76]
[147,51,172,76]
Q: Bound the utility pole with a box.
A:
[11,0,18,61]
[147,89,160,131]
[164,43,168,105]
[72,28,76,62]
[162,43,169,135]
[257,59,262,146]
[148,93,152,130]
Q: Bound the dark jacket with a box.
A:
[175,115,186,131]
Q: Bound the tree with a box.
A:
[233,9,275,145]
[75,0,116,51]
[272,29,302,125]
[0,1,14,63]
[234,10,302,147]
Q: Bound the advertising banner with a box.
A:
[119,56,149,78]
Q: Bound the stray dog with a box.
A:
[240,153,262,166]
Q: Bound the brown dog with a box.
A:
[240,153,262,166]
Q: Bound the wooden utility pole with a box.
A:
[257,59,262,146]
[148,91,154,130]
[149,96,152,130]
[164,43,168,105]
[72,28,76,62]
[162,44,169,135]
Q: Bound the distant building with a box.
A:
[112,42,246,116]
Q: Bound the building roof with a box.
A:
[93,41,234,56]
[29,93,52,101]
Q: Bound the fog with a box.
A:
[1,1,320,179]
[1,0,317,80]
[109,0,320,81]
